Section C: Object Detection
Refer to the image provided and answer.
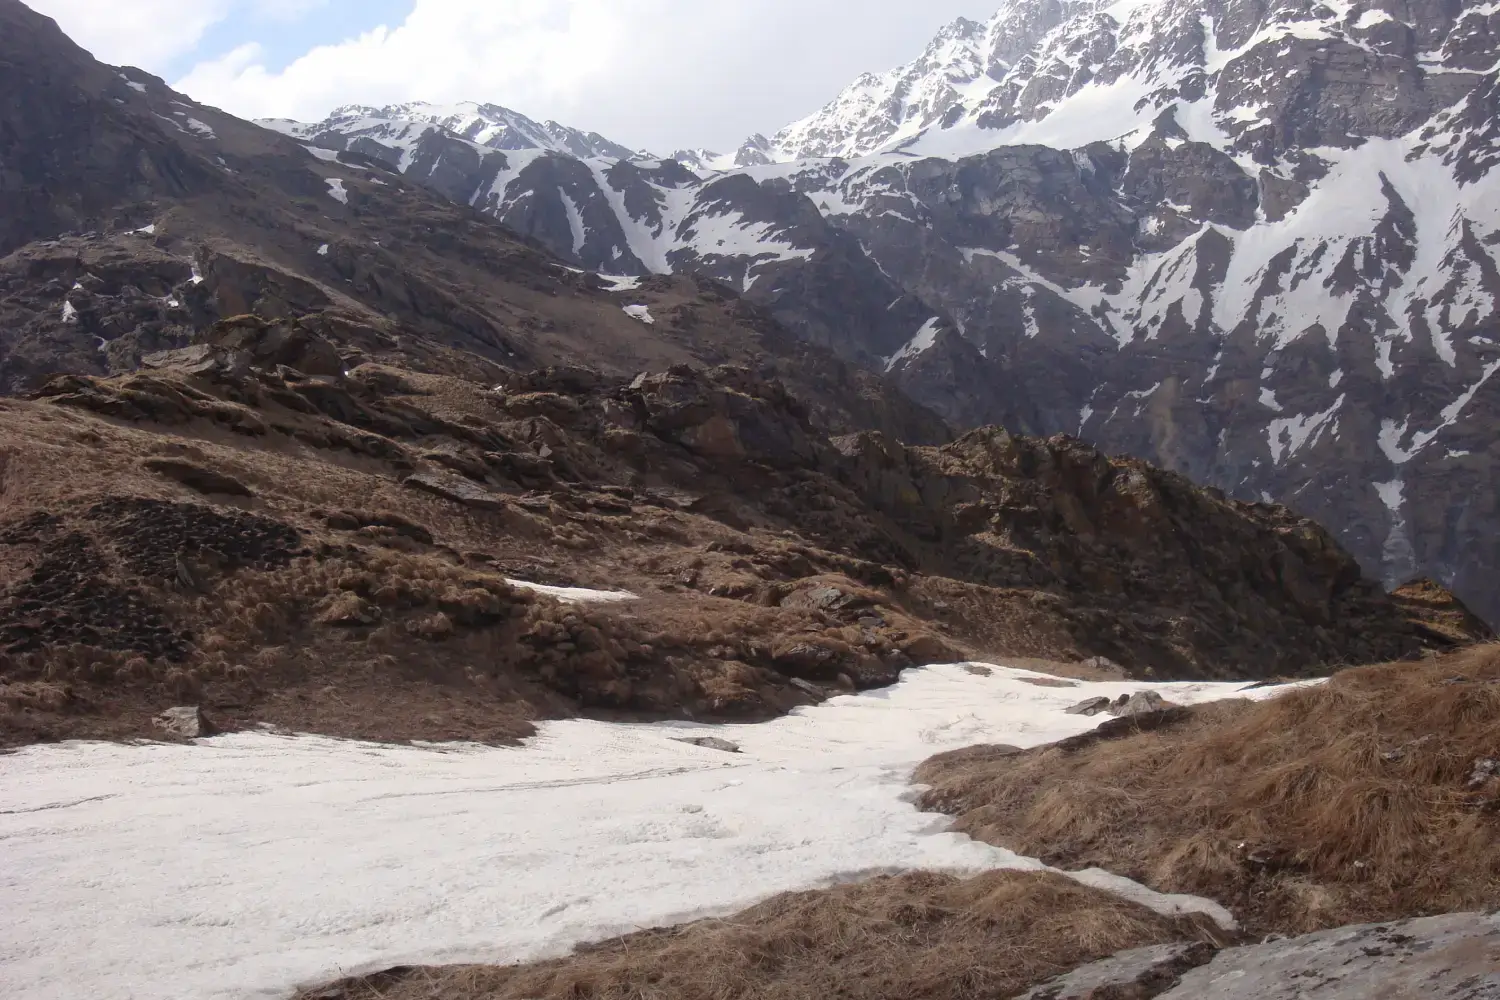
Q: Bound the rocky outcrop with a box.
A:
[1017,913,1500,999]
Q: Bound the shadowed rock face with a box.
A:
[265,0,1500,626]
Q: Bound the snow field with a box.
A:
[0,664,1311,1000]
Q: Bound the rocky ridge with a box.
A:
[3,313,1484,746]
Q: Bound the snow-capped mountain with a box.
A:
[262,101,642,163]
[669,135,776,174]
[769,15,998,161]
[265,0,1500,624]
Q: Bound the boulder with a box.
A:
[1013,941,1215,999]
[1111,691,1167,717]
[788,677,825,698]
[140,344,226,376]
[402,471,506,511]
[201,315,343,378]
[1159,912,1499,999]
[1018,913,1500,999]
[673,736,742,754]
[1065,696,1112,716]
[152,706,214,739]
[772,640,843,679]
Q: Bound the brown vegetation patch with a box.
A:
[916,646,1500,935]
[0,353,1487,748]
[299,871,1202,1000]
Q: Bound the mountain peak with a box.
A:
[265,99,642,162]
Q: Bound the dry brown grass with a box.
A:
[300,870,1202,1000]
[917,645,1500,935]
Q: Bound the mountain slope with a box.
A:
[271,0,1500,624]
[0,0,951,447]
[3,0,1489,753]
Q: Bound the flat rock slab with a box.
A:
[402,472,506,511]
[1016,912,1500,1000]
[672,736,742,754]
[1015,941,1215,999]
[1166,913,1500,999]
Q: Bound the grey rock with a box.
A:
[1468,757,1500,789]
[153,706,214,739]
[141,344,223,376]
[788,677,824,698]
[1017,912,1500,999]
[1065,696,1112,717]
[1111,691,1167,717]
[1013,940,1216,999]
[1159,912,1500,999]
[402,472,507,511]
[673,736,742,754]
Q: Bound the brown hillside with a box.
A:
[0,334,1485,746]
[916,646,1500,935]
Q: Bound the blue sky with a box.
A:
[29,0,997,152]
[180,1,415,79]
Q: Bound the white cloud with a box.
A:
[171,0,993,153]
[24,0,333,70]
[25,0,233,68]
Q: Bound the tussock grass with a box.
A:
[300,871,1198,1000]
[917,645,1500,934]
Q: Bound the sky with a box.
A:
[26,0,996,153]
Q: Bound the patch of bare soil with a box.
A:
[297,871,1209,1000]
[916,645,1500,936]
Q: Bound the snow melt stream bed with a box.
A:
[0,665,1305,1000]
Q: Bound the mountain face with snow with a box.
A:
[271,101,645,162]
[267,0,1500,625]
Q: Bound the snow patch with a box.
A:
[1267,394,1343,465]
[504,580,639,603]
[1378,359,1500,463]
[884,317,943,372]
[325,178,349,204]
[0,664,1310,1000]
[596,274,643,293]
[622,304,656,325]
[559,188,587,257]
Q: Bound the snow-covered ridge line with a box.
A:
[0,663,1310,1000]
